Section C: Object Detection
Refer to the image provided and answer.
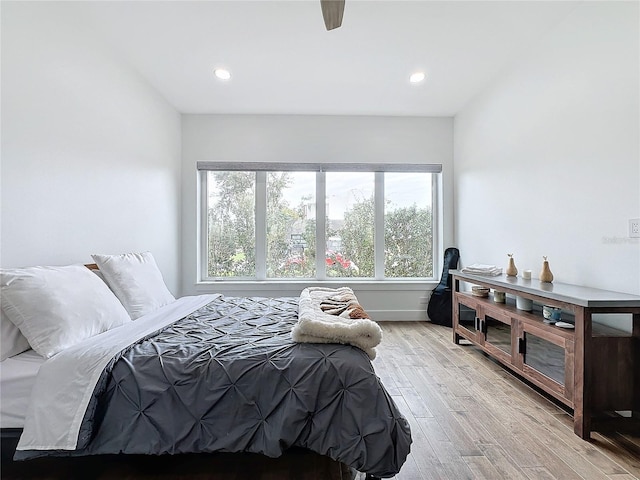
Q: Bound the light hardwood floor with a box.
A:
[372,321,640,480]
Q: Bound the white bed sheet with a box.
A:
[17,294,219,451]
[0,350,45,428]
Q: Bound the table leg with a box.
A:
[573,308,592,439]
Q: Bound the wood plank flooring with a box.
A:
[2,321,639,479]
[372,322,640,480]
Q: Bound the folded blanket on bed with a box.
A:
[292,287,382,359]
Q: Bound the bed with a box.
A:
[0,252,412,479]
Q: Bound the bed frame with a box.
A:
[1,428,21,462]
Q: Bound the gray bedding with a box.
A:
[16,296,412,477]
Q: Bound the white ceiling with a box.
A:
[54,1,580,116]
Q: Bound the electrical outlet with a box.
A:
[630,219,640,238]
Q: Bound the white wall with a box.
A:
[181,115,454,320]
[1,3,182,294]
[454,3,639,326]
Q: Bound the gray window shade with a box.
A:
[196,161,442,173]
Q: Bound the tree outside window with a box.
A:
[204,168,436,280]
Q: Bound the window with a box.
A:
[384,172,433,278]
[267,171,316,278]
[326,172,374,278]
[205,171,255,277]
[199,163,440,281]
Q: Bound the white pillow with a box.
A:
[91,252,175,320]
[0,309,31,361]
[1,265,131,359]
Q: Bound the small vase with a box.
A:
[506,254,518,277]
[540,256,554,283]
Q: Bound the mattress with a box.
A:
[0,350,44,428]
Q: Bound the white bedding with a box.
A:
[16,294,219,452]
[0,350,45,428]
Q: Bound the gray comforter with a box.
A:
[17,296,411,477]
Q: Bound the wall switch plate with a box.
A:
[630,219,640,238]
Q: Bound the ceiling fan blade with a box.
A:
[320,0,345,31]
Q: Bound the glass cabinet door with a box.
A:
[456,300,481,342]
[459,302,477,327]
[521,328,566,387]
[483,311,513,363]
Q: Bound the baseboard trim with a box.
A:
[368,310,427,321]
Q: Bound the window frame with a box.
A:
[198,162,442,283]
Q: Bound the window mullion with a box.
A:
[255,171,267,280]
[432,172,440,281]
[374,172,385,280]
[316,172,326,280]
[199,171,209,280]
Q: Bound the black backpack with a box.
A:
[427,247,460,327]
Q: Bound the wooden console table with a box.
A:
[450,270,640,439]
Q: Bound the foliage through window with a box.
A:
[201,165,438,281]
[206,172,256,277]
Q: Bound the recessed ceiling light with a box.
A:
[409,72,426,84]
[214,68,231,80]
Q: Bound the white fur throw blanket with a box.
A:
[291,287,382,359]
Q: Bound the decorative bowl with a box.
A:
[471,286,490,298]
[516,296,533,311]
[542,305,562,321]
[493,291,506,303]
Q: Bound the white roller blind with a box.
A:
[196,161,442,173]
